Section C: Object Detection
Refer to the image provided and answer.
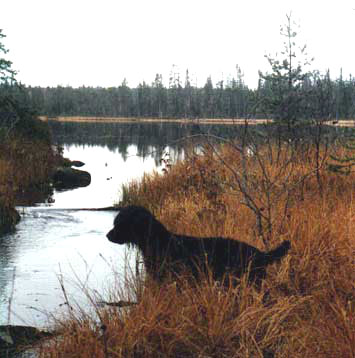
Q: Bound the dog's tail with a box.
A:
[263,240,291,266]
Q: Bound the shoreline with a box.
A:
[39,115,271,125]
[39,115,355,127]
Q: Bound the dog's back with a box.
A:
[180,236,291,284]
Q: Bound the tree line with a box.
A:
[24,68,355,121]
[25,68,251,119]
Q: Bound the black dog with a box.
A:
[107,206,290,287]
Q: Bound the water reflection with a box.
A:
[48,120,351,164]
[48,120,239,164]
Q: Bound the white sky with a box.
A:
[1,0,354,88]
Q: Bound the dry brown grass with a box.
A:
[38,142,354,358]
[0,135,55,206]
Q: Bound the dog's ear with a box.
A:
[114,208,131,227]
[113,214,121,227]
[107,214,131,244]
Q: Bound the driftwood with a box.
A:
[97,300,137,308]
[80,206,119,211]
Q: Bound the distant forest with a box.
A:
[25,69,355,120]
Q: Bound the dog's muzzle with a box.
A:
[106,229,115,242]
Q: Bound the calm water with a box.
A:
[0,141,166,327]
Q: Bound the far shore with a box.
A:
[39,115,355,127]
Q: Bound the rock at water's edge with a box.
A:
[0,325,54,354]
[70,160,85,167]
[52,167,91,190]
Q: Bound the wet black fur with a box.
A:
[107,205,291,287]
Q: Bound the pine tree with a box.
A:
[0,29,17,84]
[258,13,313,127]
[1,29,19,136]
[0,29,47,140]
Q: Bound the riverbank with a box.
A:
[0,133,56,234]
[37,140,354,358]
[40,115,272,125]
[40,115,355,127]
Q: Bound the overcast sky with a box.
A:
[1,0,354,88]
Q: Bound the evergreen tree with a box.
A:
[258,13,313,127]
[183,69,193,118]
[152,74,166,118]
[203,76,214,118]
[167,65,183,118]
[118,79,132,117]
[0,29,17,134]
[0,29,48,140]
[0,29,16,84]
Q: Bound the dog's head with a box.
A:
[106,208,130,245]
[106,205,166,247]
